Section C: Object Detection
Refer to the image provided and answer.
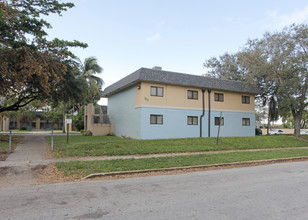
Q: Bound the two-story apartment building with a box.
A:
[102,67,260,139]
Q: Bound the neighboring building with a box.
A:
[1,112,63,131]
[0,115,9,132]
[102,67,261,139]
[84,103,114,136]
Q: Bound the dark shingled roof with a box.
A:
[102,68,261,97]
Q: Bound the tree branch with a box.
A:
[0,95,39,113]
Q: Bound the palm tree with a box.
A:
[79,57,104,103]
[80,57,103,86]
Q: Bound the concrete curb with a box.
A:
[82,156,308,179]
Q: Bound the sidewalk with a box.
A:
[0,134,48,188]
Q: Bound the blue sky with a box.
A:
[45,0,308,103]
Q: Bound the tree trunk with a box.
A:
[62,102,66,133]
[293,114,301,137]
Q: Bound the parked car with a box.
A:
[300,130,308,135]
[269,130,286,135]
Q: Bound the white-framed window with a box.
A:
[187,116,198,125]
[187,90,198,100]
[242,96,250,104]
[150,114,163,124]
[214,117,224,126]
[242,118,250,126]
[214,93,224,102]
[150,86,163,97]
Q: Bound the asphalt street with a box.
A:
[1,161,308,219]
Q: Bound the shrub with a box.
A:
[255,128,262,136]
[20,127,27,130]
[80,130,92,136]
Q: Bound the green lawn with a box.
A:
[47,135,308,158]
[56,148,308,177]
[0,135,23,159]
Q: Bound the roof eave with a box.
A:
[102,80,140,97]
[102,79,260,97]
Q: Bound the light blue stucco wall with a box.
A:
[140,108,207,139]
[210,111,255,138]
[108,88,255,139]
[139,107,255,139]
[108,86,141,138]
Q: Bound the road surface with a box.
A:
[1,161,308,219]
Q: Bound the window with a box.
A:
[214,117,224,126]
[214,93,224,102]
[95,106,101,114]
[93,116,100,124]
[242,118,250,126]
[187,116,198,125]
[187,90,198,100]
[242,96,250,104]
[150,86,163,97]
[150,115,163,124]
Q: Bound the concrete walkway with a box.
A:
[4,135,47,165]
[0,135,48,188]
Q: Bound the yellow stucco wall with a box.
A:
[210,90,255,113]
[84,103,115,136]
[135,82,255,113]
[90,124,115,136]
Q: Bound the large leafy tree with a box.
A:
[49,60,87,132]
[46,57,103,133]
[0,0,87,113]
[204,23,308,136]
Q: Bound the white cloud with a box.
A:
[156,20,165,28]
[266,5,308,28]
[146,33,161,43]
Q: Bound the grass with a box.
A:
[46,135,308,158]
[0,135,23,159]
[56,148,308,177]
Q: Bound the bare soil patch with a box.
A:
[37,164,81,184]
[0,165,44,188]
